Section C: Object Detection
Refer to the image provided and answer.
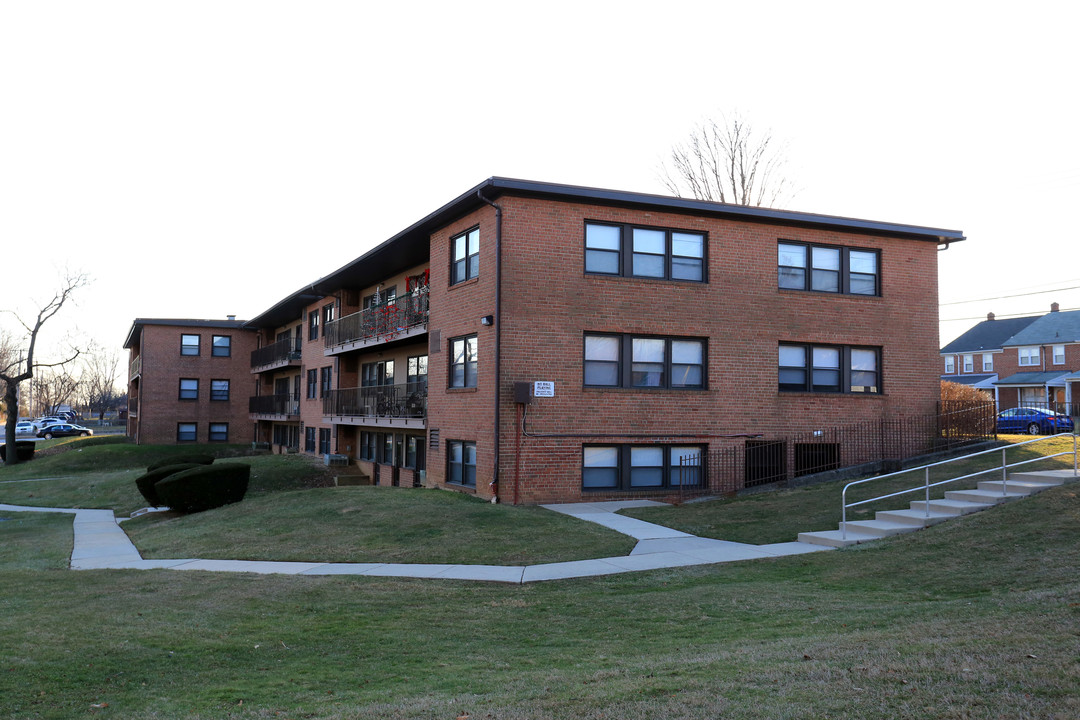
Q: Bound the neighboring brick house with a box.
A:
[940,312,1039,393]
[124,318,258,445]
[236,178,963,503]
[993,306,1080,412]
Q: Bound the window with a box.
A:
[177,423,197,442]
[778,241,879,296]
[405,435,425,470]
[451,227,480,284]
[360,431,377,461]
[179,378,199,400]
[447,440,476,487]
[209,423,228,442]
[407,355,428,386]
[319,428,331,455]
[212,335,231,357]
[364,286,396,309]
[320,366,332,398]
[362,360,395,387]
[778,343,880,394]
[944,356,955,374]
[1053,344,1065,365]
[308,309,319,340]
[583,334,705,389]
[1018,346,1040,366]
[982,353,994,372]
[450,335,478,388]
[585,222,705,282]
[582,444,703,491]
[322,303,336,336]
[962,354,974,373]
[210,379,230,401]
[305,427,316,453]
[306,369,317,399]
[181,334,200,356]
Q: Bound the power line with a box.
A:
[940,306,1080,323]
[940,283,1080,306]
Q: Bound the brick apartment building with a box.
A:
[124,319,258,445]
[127,178,966,503]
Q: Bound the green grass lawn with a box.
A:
[623,434,1078,544]
[0,436,1077,718]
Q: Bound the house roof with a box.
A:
[940,316,1040,354]
[1001,309,1080,347]
[123,318,251,349]
[993,371,1072,386]
[245,177,967,329]
[941,373,997,389]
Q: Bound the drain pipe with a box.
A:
[478,188,503,503]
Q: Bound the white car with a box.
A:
[15,421,38,435]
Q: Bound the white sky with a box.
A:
[3,1,1079,362]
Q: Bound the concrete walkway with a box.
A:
[0,499,830,583]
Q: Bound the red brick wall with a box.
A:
[131,323,258,445]
[484,195,940,503]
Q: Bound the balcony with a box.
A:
[324,287,429,355]
[323,382,427,429]
[130,354,142,380]
[249,393,301,420]
[251,337,303,373]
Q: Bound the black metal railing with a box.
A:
[674,403,1002,500]
[249,393,301,416]
[324,288,429,349]
[323,381,428,420]
[250,337,302,369]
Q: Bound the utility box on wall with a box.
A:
[513,381,533,404]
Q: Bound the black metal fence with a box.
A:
[250,337,302,369]
[675,402,1000,500]
[323,382,428,420]
[323,288,429,349]
[249,393,300,417]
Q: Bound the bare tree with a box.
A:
[33,366,80,418]
[80,345,123,425]
[659,112,794,207]
[0,273,88,465]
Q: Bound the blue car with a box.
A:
[996,407,1074,435]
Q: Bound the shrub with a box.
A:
[146,454,215,472]
[155,463,251,513]
[0,441,36,462]
[134,463,203,507]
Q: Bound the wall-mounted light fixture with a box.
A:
[481,315,494,326]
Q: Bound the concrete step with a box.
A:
[840,519,922,538]
[797,529,881,548]
[876,508,954,527]
[977,479,1056,495]
[910,498,987,516]
[1009,470,1073,485]
[945,489,1027,505]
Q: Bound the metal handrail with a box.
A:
[841,432,1078,539]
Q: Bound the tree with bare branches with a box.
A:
[80,345,123,425]
[659,112,795,208]
[1,273,88,465]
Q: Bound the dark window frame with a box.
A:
[322,303,336,337]
[446,439,477,487]
[308,310,319,341]
[449,334,478,389]
[208,423,228,442]
[211,335,232,357]
[584,221,707,282]
[778,342,882,394]
[180,334,200,356]
[450,226,480,285]
[178,378,199,400]
[583,333,706,390]
[319,427,332,455]
[581,444,705,492]
[306,369,318,399]
[305,426,317,453]
[177,423,197,442]
[320,366,333,398]
[777,240,880,296]
[210,379,230,402]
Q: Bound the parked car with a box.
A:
[35,417,65,428]
[15,421,38,435]
[996,407,1074,435]
[36,423,94,439]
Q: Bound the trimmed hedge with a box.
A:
[146,454,215,471]
[0,441,36,462]
[135,463,203,507]
[155,463,251,513]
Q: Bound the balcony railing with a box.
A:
[324,287,429,350]
[249,393,301,417]
[130,355,142,379]
[251,337,303,370]
[323,382,427,420]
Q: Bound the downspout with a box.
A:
[478,189,503,503]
